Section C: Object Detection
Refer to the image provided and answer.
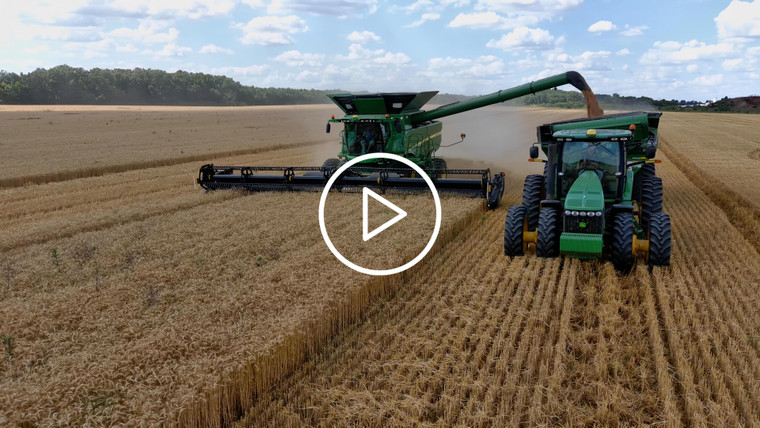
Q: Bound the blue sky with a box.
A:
[1,1,758,101]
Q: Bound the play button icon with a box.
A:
[363,187,407,241]
[318,153,442,276]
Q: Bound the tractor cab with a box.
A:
[554,129,631,203]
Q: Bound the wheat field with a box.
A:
[1,105,758,426]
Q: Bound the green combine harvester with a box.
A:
[197,71,604,209]
[503,112,671,272]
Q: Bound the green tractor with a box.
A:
[503,112,671,272]
[197,71,604,210]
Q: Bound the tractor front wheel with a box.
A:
[611,212,635,273]
[648,213,672,267]
[504,206,526,258]
[536,207,560,258]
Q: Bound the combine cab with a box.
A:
[504,112,671,272]
[198,71,605,210]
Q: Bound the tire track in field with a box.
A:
[660,136,760,254]
[0,141,322,188]
[236,203,667,425]
[646,149,760,426]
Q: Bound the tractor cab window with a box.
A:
[560,140,621,197]
[346,122,386,156]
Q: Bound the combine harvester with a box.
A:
[197,71,604,209]
[504,112,671,272]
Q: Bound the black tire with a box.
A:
[504,206,526,258]
[536,207,560,258]
[648,213,671,267]
[432,158,447,179]
[522,174,545,231]
[611,212,635,273]
[640,177,663,230]
[322,158,341,169]
[632,163,655,203]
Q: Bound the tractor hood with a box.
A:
[564,170,605,211]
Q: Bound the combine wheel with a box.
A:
[536,207,560,258]
[640,177,663,230]
[522,174,545,231]
[504,206,526,258]
[632,163,655,203]
[432,158,447,179]
[611,212,635,273]
[648,213,672,267]
[322,158,341,170]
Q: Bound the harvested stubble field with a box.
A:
[1,105,759,426]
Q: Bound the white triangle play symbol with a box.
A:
[363,187,407,241]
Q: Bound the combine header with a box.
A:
[198,71,604,209]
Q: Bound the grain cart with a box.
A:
[503,112,671,272]
[198,71,604,209]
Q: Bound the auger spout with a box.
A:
[410,71,604,125]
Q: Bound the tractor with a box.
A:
[197,71,605,210]
[503,112,671,272]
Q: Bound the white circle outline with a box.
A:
[318,153,442,276]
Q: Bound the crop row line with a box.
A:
[0,141,322,188]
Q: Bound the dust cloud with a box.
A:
[435,105,585,180]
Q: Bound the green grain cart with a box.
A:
[503,112,671,272]
[198,71,603,210]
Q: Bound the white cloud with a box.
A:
[486,27,559,51]
[200,44,234,54]
[473,0,583,15]
[616,48,631,56]
[338,43,410,65]
[236,15,308,45]
[110,20,179,43]
[418,55,505,93]
[722,58,745,71]
[545,50,612,71]
[620,25,648,37]
[403,0,434,12]
[347,30,381,43]
[640,40,736,64]
[448,11,539,29]
[588,20,616,33]
[408,12,441,27]
[716,0,760,40]
[267,0,378,17]
[273,50,325,66]
[691,74,724,86]
[154,43,192,57]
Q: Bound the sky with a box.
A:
[1,0,759,101]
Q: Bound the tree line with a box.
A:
[0,65,332,105]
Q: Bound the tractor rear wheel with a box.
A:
[641,177,663,230]
[536,207,560,258]
[522,174,545,231]
[504,206,526,258]
[648,213,672,267]
[611,212,635,273]
[633,163,655,203]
